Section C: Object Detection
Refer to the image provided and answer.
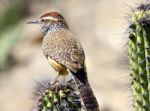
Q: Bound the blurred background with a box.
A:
[0,0,141,111]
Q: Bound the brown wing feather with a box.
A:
[42,29,85,73]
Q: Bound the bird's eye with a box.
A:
[41,19,48,23]
[41,19,44,22]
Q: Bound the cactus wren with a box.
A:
[28,12,86,81]
[28,12,100,111]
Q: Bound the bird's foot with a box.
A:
[51,80,59,86]
[62,76,67,85]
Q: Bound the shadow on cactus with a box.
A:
[128,2,150,111]
[32,79,85,111]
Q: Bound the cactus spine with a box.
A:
[128,3,150,111]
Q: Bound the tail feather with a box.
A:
[71,68,100,111]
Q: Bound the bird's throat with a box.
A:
[46,22,68,35]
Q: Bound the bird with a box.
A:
[28,12,100,111]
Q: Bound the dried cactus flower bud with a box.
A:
[32,79,83,111]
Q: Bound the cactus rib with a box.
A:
[128,3,150,111]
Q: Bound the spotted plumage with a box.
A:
[28,12,100,111]
[42,28,85,75]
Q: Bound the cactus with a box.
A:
[128,3,150,111]
[32,79,84,111]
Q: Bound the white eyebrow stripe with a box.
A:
[42,16,58,21]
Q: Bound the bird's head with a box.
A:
[28,12,68,35]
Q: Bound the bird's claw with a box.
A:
[51,80,59,86]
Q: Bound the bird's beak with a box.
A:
[27,19,39,24]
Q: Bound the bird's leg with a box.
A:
[51,73,60,85]
[54,74,60,82]
[62,76,67,84]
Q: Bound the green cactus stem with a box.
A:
[128,3,150,111]
[32,79,84,111]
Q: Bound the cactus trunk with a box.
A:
[128,3,150,111]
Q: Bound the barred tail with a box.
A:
[71,69,100,111]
